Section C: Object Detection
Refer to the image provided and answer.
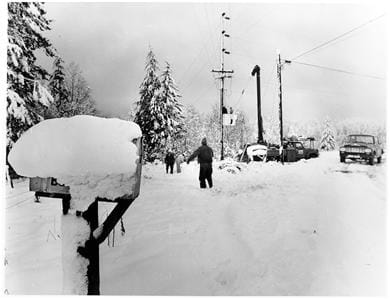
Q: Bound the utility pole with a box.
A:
[277,52,283,149]
[251,65,263,144]
[212,12,233,161]
[276,51,291,164]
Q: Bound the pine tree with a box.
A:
[154,62,185,148]
[320,117,337,151]
[134,49,161,161]
[47,56,68,117]
[7,2,56,146]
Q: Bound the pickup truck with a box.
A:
[283,138,319,162]
[339,134,383,165]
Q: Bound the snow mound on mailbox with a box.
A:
[9,115,142,210]
[9,115,141,177]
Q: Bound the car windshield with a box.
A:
[346,135,374,144]
[294,143,303,149]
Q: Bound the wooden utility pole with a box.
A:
[276,52,284,164]
[251,65,263,144]
[212,12,233,161]
[276,52,291,164]
[277,53,283,148]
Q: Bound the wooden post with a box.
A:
[78,200,100,295]
[62,200,100,295]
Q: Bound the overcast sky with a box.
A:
[38,2,387,125]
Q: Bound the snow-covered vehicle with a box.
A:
[339,134,383,165]
[266,144,281,161]
[237,143,270,162]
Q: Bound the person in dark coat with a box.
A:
[165,151,175,174]
[187,137,214,188]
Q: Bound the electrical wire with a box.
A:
[191,4,217,72]
[292,14,385,60]
[203,4,220,61]
[181,56,211,92]
[290,60,385,80]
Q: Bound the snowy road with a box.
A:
[4,151,387,295]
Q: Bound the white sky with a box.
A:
[30,2,389,125]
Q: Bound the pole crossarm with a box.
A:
[215,75,232,80]
[212,69,234,74]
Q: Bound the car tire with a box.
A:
[340,156,345,163]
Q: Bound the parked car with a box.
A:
[301,137,320,159]
[339,134,383,165]
[236,142,281,162]
[283,138,319,162]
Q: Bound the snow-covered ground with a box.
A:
[4,151,387,295]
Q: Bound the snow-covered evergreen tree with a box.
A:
[153,62,185,148]
[7,2,56,146]
[134,49,161,161]
[47,56,68,118]
[320,117,337,151]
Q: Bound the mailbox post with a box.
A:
[29,137,143,295]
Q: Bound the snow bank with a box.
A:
[9,115,142,177]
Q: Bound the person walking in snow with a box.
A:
[165,150,175,174]
[187,137,214,188]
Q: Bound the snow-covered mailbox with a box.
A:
[8,115,143,295]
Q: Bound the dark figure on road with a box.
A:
[165,151,175,174]
[187,137,214,188]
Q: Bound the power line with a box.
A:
[290,60,385,80]
[292,14,385,60]
[203,4,220,61]
[191,4,217,72]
